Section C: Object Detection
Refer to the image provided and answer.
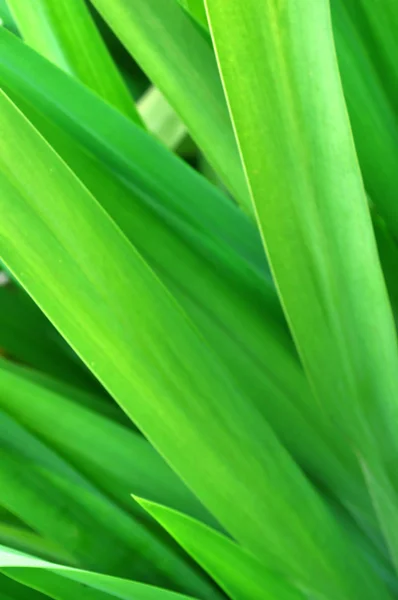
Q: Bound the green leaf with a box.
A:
[205,0,398,570]
[0,409,212,597]
[88,0,251,211]
[372,213,398,323]
[0,14,378,541]
[0,86,392,600]
[0,574,50,600]
[0,28,260,271]
[166,0,398,264]
[0,506,70,564]
[176,0,207,30]
[0,1,18,34]
[332,0,398,240]
[0,358,216,528]
[0,522,69,565]
[136,498,305,600]
[6,0,141,123]
[344,0,398,109]
[0,25,333,483]
[0,31,378,535]
[0,281,101,391]
[0,546,197,600]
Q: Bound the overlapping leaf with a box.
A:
[0,31,381,539]
[344,0,398,109]
[88,0,250,210]
[137,498,305,600]
[0,74,394,598]
[0,546,197,600]
[0,359,215,527]
[0,1,398,598]
[0,408,211,597]
[7,0,141,122]
[0,281,100,391]
[205,0,398,569]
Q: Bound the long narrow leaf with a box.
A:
[6,0,141,123]
[332,0,398,239]
[0,358,216,527]
[0,546,196,600]
[176,1,207,30]
[0,410,211,596]
[0,28,258,269]
[89,0,250,210]
[0,281,100,391]
[344,0,398,109]
[0,85,393,598]
[136,498,305,600]
[205,0,398,569]
[0,33,374,531]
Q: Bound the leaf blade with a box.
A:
[89,0,251,210]
[136,498,305,600]
[205,0,398,570]
[0,546,197,600]
[6,0,141,123]
[0,60,391,600]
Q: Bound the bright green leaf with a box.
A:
[0,85,392,599]
[205,0,398,570]
[0,30,379,536]
[6,0,141,123]
[136,498,305,600]
[176,0,207,30]
[89,0,251,211]
[0,358,216,528]
[0,546,197,600]
[0,409,212,597]
[332,0,398,240]
[0,281,101,391]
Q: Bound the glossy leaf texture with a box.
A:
[163,0,398,252]
[2,30,385,522]
[6,0,141,123]
[0,65,396,599]
[137,498,305,600]
[205,0,398,567]
[88,0,251,211]
[1,3,398,599]
[0,404,213,597]
[0,545,197,600]
[0,358,216,528]
[0,28,384,542]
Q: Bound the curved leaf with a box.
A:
[0,546,197,600]
[0,358,216,527]
[0,30,378,534]
[0,85,391,599]
[89,0,250,210]
[205,0,398,570]
[136,498,305,600]
[7,0,140,122]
